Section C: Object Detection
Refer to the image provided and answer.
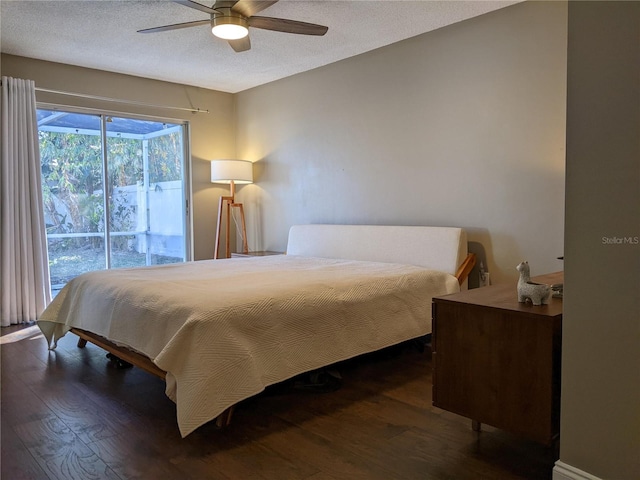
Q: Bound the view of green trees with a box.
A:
[40,131,182,235]
[39,126,184,286]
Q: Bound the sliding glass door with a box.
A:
[38,108,190,291]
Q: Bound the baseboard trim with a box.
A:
[553,461,603,480]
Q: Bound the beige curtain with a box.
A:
[1,76,51,325]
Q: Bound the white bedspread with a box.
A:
[38,255,459,437]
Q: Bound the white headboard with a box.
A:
[286,224,467,276]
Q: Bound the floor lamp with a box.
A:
[211,159,253,259]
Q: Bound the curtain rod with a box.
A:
[34,87,210,114]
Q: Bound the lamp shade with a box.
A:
[210,159,253,185]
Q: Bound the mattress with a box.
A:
[38,255,460,437]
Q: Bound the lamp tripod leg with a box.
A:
[214,196,224,259]
[237,203,248,254]
[225,200,231,259]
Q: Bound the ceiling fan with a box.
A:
[138,0,328,53]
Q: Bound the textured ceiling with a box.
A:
[1,0,520,94]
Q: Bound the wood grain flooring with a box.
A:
[1,323,555,480]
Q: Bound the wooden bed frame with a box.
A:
[71,251,475,429]
[73,329,235,426]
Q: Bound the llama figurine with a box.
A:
[516,261,551,306]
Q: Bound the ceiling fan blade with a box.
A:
[138,19,210,34]
[249,16,328,36]
[172,0,217,15]
[231,1,278,18]
[228,35,251,52]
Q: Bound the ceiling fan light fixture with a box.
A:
[211,14,249,40]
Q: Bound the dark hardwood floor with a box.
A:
[1,323,555,480]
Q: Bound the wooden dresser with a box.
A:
[432,272,562,446]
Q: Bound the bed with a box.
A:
[38,224,475,437]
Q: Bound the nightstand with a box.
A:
[230,251,283,258]
[432,272,563,446]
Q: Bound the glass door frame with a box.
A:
[38,102,193,271]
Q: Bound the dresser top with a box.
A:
[434,271,563,318]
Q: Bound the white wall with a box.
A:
[236,1,568,283]
[559,2,640,479]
